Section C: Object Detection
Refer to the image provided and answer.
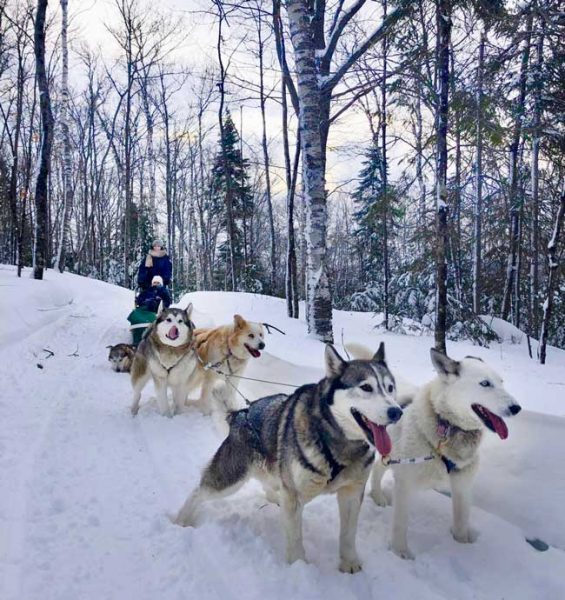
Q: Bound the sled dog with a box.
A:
[349,345,522,559]
[188,314,265,415]
[107,343,135,373]
[174,344,403,573]
[130,306,197,417]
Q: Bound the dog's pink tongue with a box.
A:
[487,409,508,440]
[367,420,392,456]
[167,325,179,340]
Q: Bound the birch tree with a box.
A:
[278,0,411,342]
[55,0,72,272]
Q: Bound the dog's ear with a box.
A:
[184,303,193,319]
[325,344,346,378]
[430,348,460,377]
[373,342,386,363]
[234,314,246,329]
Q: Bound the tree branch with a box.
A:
[323,2,412,92]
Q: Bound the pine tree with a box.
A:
[353,139,401,318]
[210,111,257,290]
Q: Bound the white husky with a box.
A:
[348,344,522,559]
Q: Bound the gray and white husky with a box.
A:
[174,344,403,573]
[130,306,197,417]
[350,345,522,559]
[107,343,135,373]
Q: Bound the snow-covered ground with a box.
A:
[1,265,564,600]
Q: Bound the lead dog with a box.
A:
[174,344,403,573]
[130,306,197,417]
[349,344,522,559]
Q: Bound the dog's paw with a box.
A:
[172,512,196,528]
[339,557,363,574]
[130,405,139,417]
[451,526,478,544]
[391,544,415,560]
[369,490,391,507]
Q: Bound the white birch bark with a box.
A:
[55,0,73,273]
[286,0,333,342]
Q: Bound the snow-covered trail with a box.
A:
[1,267,565,600]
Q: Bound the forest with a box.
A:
[0,0,563,359]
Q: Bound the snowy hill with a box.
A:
[1,265,564,600]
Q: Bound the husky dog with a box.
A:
[174,344,403,573]
[107,343,135,373]
[345,343,418,408]
[130,306,197,417]
[359,347,522,559]
[188,314,265,416]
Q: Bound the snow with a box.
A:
[1,264,565,600]
[479,315,524,344]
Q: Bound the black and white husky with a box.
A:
[174,344,403,573]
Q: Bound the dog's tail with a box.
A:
[345,342,373,361]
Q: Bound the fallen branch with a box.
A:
[262,322,286,335]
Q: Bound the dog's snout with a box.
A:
[258,342,265,350]
[387,406,403,423]
[509,404,521,416]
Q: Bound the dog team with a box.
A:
[108,304,522,574]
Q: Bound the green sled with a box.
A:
[127,307,157,346]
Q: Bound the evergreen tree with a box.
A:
[210,111,257,290]
[353,140,401,289]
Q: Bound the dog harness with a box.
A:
[156,346,193,374]
[381,417,465,473]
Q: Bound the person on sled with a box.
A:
[137,239,172,290]
[135,275,172,313]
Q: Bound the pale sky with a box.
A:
[63,0,417,198]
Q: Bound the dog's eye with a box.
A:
[166,317,172,323]
[388,384,394,393]
[479,380,492,388]
[360,384,373,393]
[249,334,255,339]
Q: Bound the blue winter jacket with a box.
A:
[135,285,172,313]
[137,249,172,289]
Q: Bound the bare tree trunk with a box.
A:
[539,194,565,364]
[473,30,485,314]
[33,0,54,280]
[501,11,532,322]
[381,0,389,330]
[530,23,544,337]
[10,41,24,272]
[141,79,156,223]
[214,2,237,291]
[55,0,73,272]
[434,0,451,354]
[256,11,276,295]
[450,43,462,304]
[286,0,332,342]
